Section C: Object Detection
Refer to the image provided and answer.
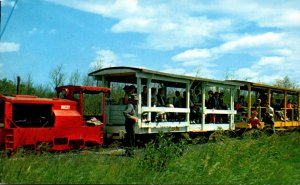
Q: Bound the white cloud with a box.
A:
[161,64,187,75]
[172,30,300,84]
[256,57,285,66]
[233,54,300,84]
[146,17,231,50]
[47,1,232,50]
[47,0,139,19]
[28,28,57,35]
[0,42,20,53]
[218,32,283,52]
[47,0,300,51]
[172,49,211,61]
[257,9,300,28]
[47,0,300,84]
[89,49,119,70]
[173,32,284,63]
[28,28,38,35]
[48,29,57,35]
[111,18,154,33]
[2,0,15,7]
[192,1,300,29]
[234,68,260,80]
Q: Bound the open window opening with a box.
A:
[12,103,53,128]
[0,100,4,127]
[82,92,104,125]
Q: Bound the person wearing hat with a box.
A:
[247,110,261,129]
[123,94,139,156]
[123,85,136,105]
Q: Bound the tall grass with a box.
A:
[1,131,299,184]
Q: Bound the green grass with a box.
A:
[1,132,299,184]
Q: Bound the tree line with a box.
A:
[0,64,299,98]
[0,64,95,98]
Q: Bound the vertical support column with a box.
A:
[147,78,152,122]
[137,77,142,125]
[284,91,287,122]
[247,84,252,118]
[267,88,271,105]
[101,76,109,123]
[230,88,235,130]
[201,83,206,130]
[298,92,300,123]
[186,82,190,124]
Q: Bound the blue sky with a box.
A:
[1,0,300,86]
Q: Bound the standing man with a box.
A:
[264,102,276,134]
[123,94,139,156]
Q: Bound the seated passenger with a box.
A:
[236,95,246,110]
[157,88,167,122]
[247,111,261,129]
[287,99,293,121]
[253,99,262,109]
[207,90,216,123]
[174,91,183,108]
[219,92,228,123]
[274,99,284,121]
[236,95,247,122]
[157,88,166,107]
[141,85,147,106]
[173,91,184,121]
[123,85,136,105]
[151,88,158,106]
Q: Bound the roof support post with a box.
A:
[267,88,271,105]
[186,82,190,125]
[147,78,152,122]
[284,91,287,122]
[201,83,206,130]
[137,77,142,125]
[230,87,235,130]
[247,84,252,119]
[298,92,300,122]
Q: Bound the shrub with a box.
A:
[139,132,187,171]
[208,128,229,142]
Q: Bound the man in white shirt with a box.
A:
[264,102,276,134]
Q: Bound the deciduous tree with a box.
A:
[49,64,66,90]
[273,75,299,89]
[69,69,81,85]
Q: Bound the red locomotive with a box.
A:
[0,85,110,151]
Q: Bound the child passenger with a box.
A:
[247,110,261,129]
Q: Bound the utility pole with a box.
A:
[0,0,2,37]
[17,76,21,95]
[0,0,19,40]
